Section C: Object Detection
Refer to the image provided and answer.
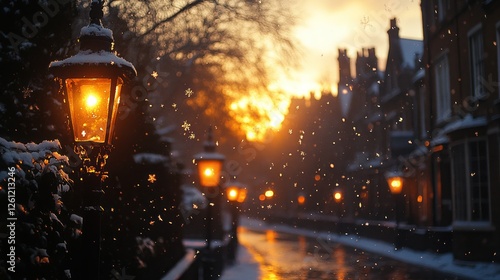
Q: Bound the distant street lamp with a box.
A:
[387,174,403,195]
[194,127,225,279]
[224,181,246,263]
[265,189,274,198]
[297,194,306,205]
[225,181,247,203]
[385,171,404,249]
[48,1,136,278]
[333,190,342,202]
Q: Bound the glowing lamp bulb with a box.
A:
[203,168,214,177]
[227,188,238,201]
[85,94,98,108]
[265,190,274,198]
[334,192,342,201]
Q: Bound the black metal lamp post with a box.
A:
[49,1,136,278]
[194,127,225,279]
[385,171,404,249]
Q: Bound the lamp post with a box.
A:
[385,171,404,249]
[224,181,246,263]
[49,1,136,278]
[194,127,224,279]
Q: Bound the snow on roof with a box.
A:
[400,38,423,69]
[441,114,487,135]
[80,23,113,39]
[193,151,225,161]
[49,49,136,73]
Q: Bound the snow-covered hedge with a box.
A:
[0,137,78,279]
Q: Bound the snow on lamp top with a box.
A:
[49,0,136,80]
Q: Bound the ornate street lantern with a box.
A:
[49,0,136,145]
[194,128,225,188]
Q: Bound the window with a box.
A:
[451,139,490,222]
[434,52,451,122]
[469,26,485,98]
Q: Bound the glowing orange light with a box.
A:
[297,195,305,205]
[387,176,403,194]
[259,194,266,201]
[227,187,239,201]
[265,190,274,198]
[237,188,247,203]
[314,174,321,181]
[334,191,342,201]
[196,160,223,187]
[85,93,99,108]
[417,195,423,203]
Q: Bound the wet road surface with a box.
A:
[238,227,469,280]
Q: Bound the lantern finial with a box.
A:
[204,126,216,153]
[89,0,104,25]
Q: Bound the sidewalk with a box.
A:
[238,216,500,280]
[220,242,261,280]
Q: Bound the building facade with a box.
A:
[420,0,500,262]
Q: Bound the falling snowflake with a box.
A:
[185,88,194,97]
[148,174,157,183]
[22,86,33,98]
[189,133,196,139]
[172,103,177,109]
[288,129,293,134]
[267,205,272,209]
[181,121,191,131]
[151,71,159,79]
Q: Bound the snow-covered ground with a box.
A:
[220,217,500,280]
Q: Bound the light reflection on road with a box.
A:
[238,227,465,280]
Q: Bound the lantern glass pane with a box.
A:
[237,188,247,203]
[65,78,112,143]
[197,160,222,187]
[108,78,123,144]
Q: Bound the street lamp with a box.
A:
[48,1,136,278]
[385,171,404,249]
[49,0,136,145]
[333,190,342,202]
[194,127,225,279]
[225,181,247,204]
[297,194,306,205]
[223,181,246,263]
[387,174,403,195]
[265,189,274,198]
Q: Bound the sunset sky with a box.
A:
[273,0,423,97]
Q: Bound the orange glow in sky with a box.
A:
[236,1,423,141]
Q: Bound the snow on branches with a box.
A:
[0,137,72,191]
